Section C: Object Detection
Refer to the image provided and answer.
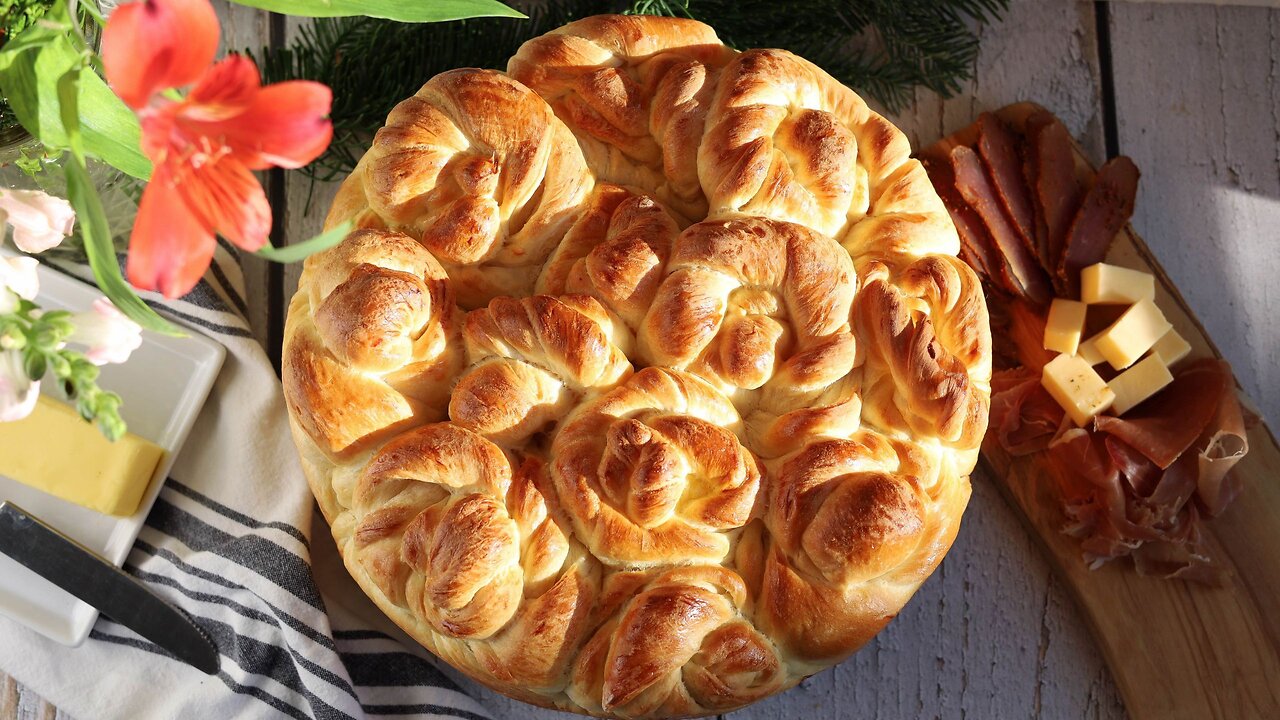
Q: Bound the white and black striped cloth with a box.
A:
[0,243,493,720]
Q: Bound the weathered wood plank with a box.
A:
[932,100,1280,720]
[279,12,345,331]
[219,2,275,351]
[1108,3,1280,427]
[893,0,1108,165]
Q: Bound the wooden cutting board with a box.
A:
[920,102,1280,720]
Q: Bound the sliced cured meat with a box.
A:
[990,371,1067,456]
[1195,372,1249,516]
[1093,359,1228,469]
[951,146,1052,305]
[1006,298,1057,372]
[1024,109,1084,289]
[976,113,1041,272]
[922,155,1005,289]
[1059,155,1140,295]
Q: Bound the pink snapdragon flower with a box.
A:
[69,298,143,365]
[0,255,40,314]
[0,189,76,253]
[0,350,38,422]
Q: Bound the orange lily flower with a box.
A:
[102,0,333,298]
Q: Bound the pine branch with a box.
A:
[636,0,1007,113]
[254,0,623,183]
[257,0,1006,181]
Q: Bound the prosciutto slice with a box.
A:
[1094,359,1228,469]
[976,113,1041,271]
[990,367,1065,455]
[951,146,1052,304]
[1059,155,1140,295]
[989,356,1247,582]
[1195,371,1249,516]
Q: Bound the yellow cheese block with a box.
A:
[1151,328,1192,367]
[1094,298,1172,370]
[1080,262,1156,304]
[1042,353,1116,426]
[1108,353,1174,416]
[0,396,164,516]
[1077,335,1106,366]
[1044,298,1087,356]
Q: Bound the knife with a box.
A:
[0,501,220,674]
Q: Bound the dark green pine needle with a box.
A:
[254,0,1007,182]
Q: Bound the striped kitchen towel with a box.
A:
[0,243,493,720]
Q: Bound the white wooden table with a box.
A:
[5,1,1278,717]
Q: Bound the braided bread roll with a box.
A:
[283,14,990,719]
[326,68,594,309]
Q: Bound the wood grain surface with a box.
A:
[4,1,1277,718]
[927,100,1280,720]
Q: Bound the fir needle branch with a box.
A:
[255,0,1006,181]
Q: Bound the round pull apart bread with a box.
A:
[282,14,991,719]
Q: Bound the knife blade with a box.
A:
[0,501,219,675]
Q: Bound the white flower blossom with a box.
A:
[0,255,40,315]
[0,349,38,422]
[69,298,143,365]
[0,188,76,254]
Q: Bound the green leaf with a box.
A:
[228,0,525,21]
[56,62,182,337]
[23,349,47,380]
[0,4,151,179]
[254,220,354,263]
[65,160,183,336]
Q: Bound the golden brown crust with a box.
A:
[355,68,595,309]
[638,216,862,458]
[450,294,633,445]
[537,184,683,331]
[281,15,988,719]
[509,15,735,220]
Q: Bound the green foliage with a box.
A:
[632,0,1008,112]
[0,0,53,41]
[0,299,128,440]
[255,0,607,182]
[257,0,1005,181]
[230,0,524,21]
[0,1,150,179]
[0,0,53,133]
[52,23,181,337]
[256,220,353,263]
[0,0,53,131]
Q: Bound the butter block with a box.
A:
[1094,299,1172,370]
[1107,353,1174,416]
[1151,328,1192,367]
[1077,335,1106,366]
[1080,263,1156,305]
[1042,353,1115,426]
[0,396,164,516]
[1044,298,1087,356]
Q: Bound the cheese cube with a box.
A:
[1077,335,1106,366]
[1107,354,1174,416]
[0,396,165,516]
[1080,263,1157,304]
[1094,299,1172,370]
[1151,328,1192,367]
[1044,299,1087,355]
[1042,353,1116,426]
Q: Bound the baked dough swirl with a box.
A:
[282,14,989,719]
